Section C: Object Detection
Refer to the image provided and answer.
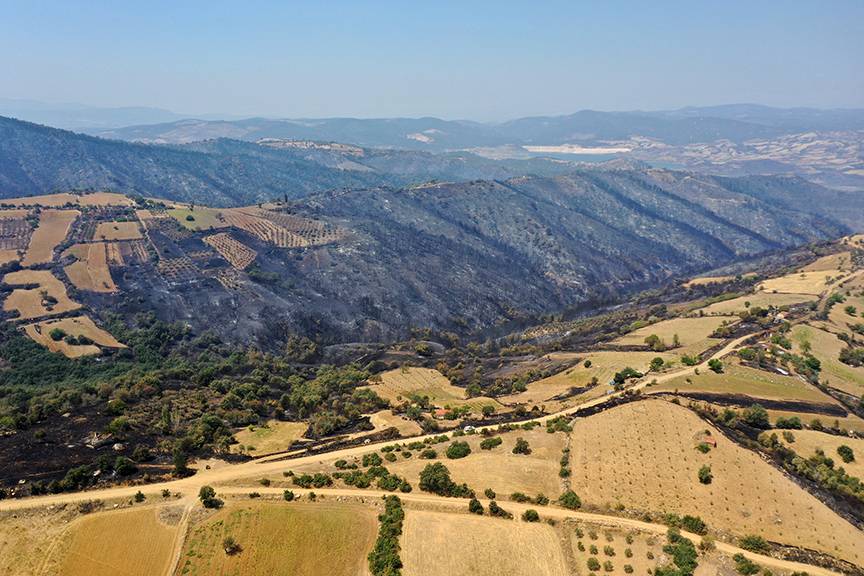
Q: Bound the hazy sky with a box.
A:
[1,0,862,120]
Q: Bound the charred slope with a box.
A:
[130,169,847,344]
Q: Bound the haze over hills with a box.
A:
[85,104,864,190]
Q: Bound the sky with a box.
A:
[1,0,862,121]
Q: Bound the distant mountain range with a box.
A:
[0,116,580,207]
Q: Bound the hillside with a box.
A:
[0,116,574,207]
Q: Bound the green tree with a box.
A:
[512,437,531,455]
[522,509,540,522]
[698,465,713,485]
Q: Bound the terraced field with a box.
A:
[177,502,377,576]
[203,232,257,270]
[568,400,864,566]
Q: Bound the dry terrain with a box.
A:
[3,269,82,320]
[778,429,864,479]
[21,209,79,266]
[401,509,569,576]
[23,315,126,357]
[168,207,229,231]
[176,501,377,576]
[231,420,308,456]
[613,315,737,356]
[367,409,423,437]
[364,367,505,413]
[568,400,864,566]
[791,324,864,397]
[758,270,847,296]
[698,292,815,315]
[63,242,117,293]
[93,220,143,241]
[652,360,839,405]
[49,506,179,576]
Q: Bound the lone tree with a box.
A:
[199,485,223,509]
[698,465,713,485]
[512,437,532,455]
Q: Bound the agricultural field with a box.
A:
[826,291,864,335]
[2,269,82,320]
[1,192,130,207]
[231,420,308,456]
[651,360,838,405]
[777,429,864,480]
[0,505,79,576]
[0,209,32,265]
[23,315,126,357]
[568,400,864,566]
[364,367,505,413]
[683,272,756,288]
[21,209,79,266]
[257,209,344,246]
[385,427,566,497]
[48,506,179,576]
[168,206,230,231]
[177,502,377,576]
[368,409,423,437]
[758,270,847,296]
[501,351,676,409]
[566,523,667,576]
[801,251,853,272]
[613,315,737,356]
[791,324,864,396]
[92,220,143,241]
[697,292,815,315]
[203,232,257,270]
[766,409,864,434]
[401,510,568,576]
[63,242,117,292]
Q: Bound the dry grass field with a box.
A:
[778,429,864,479]
[177,502,376,576]
[758,270,846,295]
[203,232,257,269]
[23,315,126,357]
[1,192,132,207]
[0,506,78,576]
[791,324,864,397]
[386,427,566,497]
[401,510,568,576]
[765,409,864,434]
[364,367,505,413]
[77,192,134,206]
[168,207,229,230]
[826,292,864,336]
[50,506,179,576]
[3,269,82,320]
[568,400,864,566]
[93,220,143,241]
[683,273,757,288]
[698,292,815,315]
[368,409,423,437]
[501,351,676,409]
[652,360,836,404]
[21,209,79,266]
[614,315,737,356]
[232,420,308,456]
[802,252,853,272]
[566,523,667,576]
[0,249,19,265]
[63,242,117,293]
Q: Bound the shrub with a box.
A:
[199,485,223,509]
[363,452,383,467]
[732,554,760,575]
[522,509,540,522]
[590,544,599,555]
[446,441,471,459]
[699,535,716,551]
[559,490,582,509]
[511,492,530,503]
[587,558,601,571]
[49,328,66,341]
[488,500,512,519]
[775,416,802,429]
[468,497,484,515]
[837,445,855,463]
[259,478,271,486]
[480,436,503,450]
[742,404,770,429]
[698,465,713,484]
[624,547,633,557]
[680,515,707,535]
[603,560,614,572]
[624,565,634,574]
[604,545,616,556]
[781,430,795,443]
[418,463,472,497]
[134,490,145,503]
[248,491,261,498]
[368,496,404,576]
[283,490,295,501]
[707,359,723,373]
[739,534,769,553]
[419,448,437,459]
[222,536,241,555]
[534,493,549,506]
[695,442,711,454]
[484,488,496,499]
[512,437,531,455]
